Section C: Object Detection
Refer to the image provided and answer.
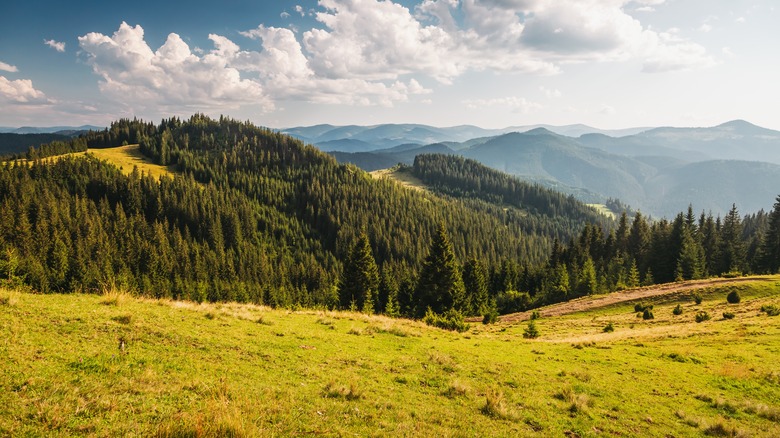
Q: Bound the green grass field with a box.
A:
[2,279,779,437]
[5,144,174,180]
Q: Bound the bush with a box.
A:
[530,310,541,320]
[634,303,653,313]
[726,290,741,304]
[695,311,711,323]
[693,293,703,305]
[642,308,654,320]
[496,290,531,314]
[482,307,499,325]
[722,312,735,320]
[424,308,470,332]
[673,304,683,315]
[760,305,780,316]
[523,321,540,339]
[603,322,615,333]
[721,271,742,279]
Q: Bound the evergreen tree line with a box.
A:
[0,114,602,310]
[336,199,780,320]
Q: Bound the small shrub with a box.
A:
[642,308,654,320]
[722,312,735,320]
[530,310,541,320]
[726,290,741,304]
[721,271,742,279]
[760,304,780,316]
[693,293,703,305]
[204,312,216,320]
[695,311,710,323]
[603,322,615,333]
[672,304,683,315]
[256,315,273,325]
[523,321,540,339]
[482,307,499,325]
[634,302,653,313]
[423,308,470,333]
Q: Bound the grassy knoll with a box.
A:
[586,203,617,220]
[4,144,174,180]
[2,279,779,437]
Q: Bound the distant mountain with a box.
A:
[580,120,780,164]
[458,128,780,217]
[0,125,104,134]
[284,123,651,153]
[330,143,455,172]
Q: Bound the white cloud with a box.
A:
[636,7,655,12]
[463,96,542,114]
[699,23,712,32]
[0,61,18,73]
[539,86,562,98]
[0,76,50,104]
[280,11,290,19]
[722,47,734,57]
[736,17,746,23]
[78,22,270,112]
[44,39,66,52]
[75,1,717,114]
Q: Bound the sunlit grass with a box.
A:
[1,279,779,436]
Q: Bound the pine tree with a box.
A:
[718,204,746,274]
[576,257,598,296]
[463,258,488,315]
[415,223,466,316]
[338,231,379,312]
[759,195,780,273]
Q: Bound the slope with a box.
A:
[2,280,779,436]
[0,114,603,306]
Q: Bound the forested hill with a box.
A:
[411,154,608,225]
[0,114,606,308]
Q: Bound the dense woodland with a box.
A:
[1,115,778,321]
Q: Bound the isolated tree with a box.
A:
[415,223,466,316]
[338,231,379,312]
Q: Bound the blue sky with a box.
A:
[0,0,777,130]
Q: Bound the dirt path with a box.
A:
[489,276,775,324]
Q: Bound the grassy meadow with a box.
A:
[1,278,780,437]
[4,144,174,180]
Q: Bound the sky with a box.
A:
[0,0,778,130]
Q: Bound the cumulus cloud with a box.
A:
[76,1,715,112]
[0,61,18,73]
[44,39,66,52]
[0,76,50,104]
[78,22,269,112]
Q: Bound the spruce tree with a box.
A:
[338,231,379,312]
[576,256,598,296]
[718,204,746,274]
[463,258,489,315]
[759,195,780,273]
[415,223,466,316]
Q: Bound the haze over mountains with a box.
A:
[286,120,780,219]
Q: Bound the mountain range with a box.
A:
[311,120,780,218]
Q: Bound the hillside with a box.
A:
[0,114,608,311]
[3,279,779,436]
[0,133,73,157]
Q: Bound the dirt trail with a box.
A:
[491,276,774,324]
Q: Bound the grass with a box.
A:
[4,144,174,180]
[1,278,780,436]
[586,203,617,220]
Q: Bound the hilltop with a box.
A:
[2,278,779,436]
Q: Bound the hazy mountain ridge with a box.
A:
[323,121,780,218]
